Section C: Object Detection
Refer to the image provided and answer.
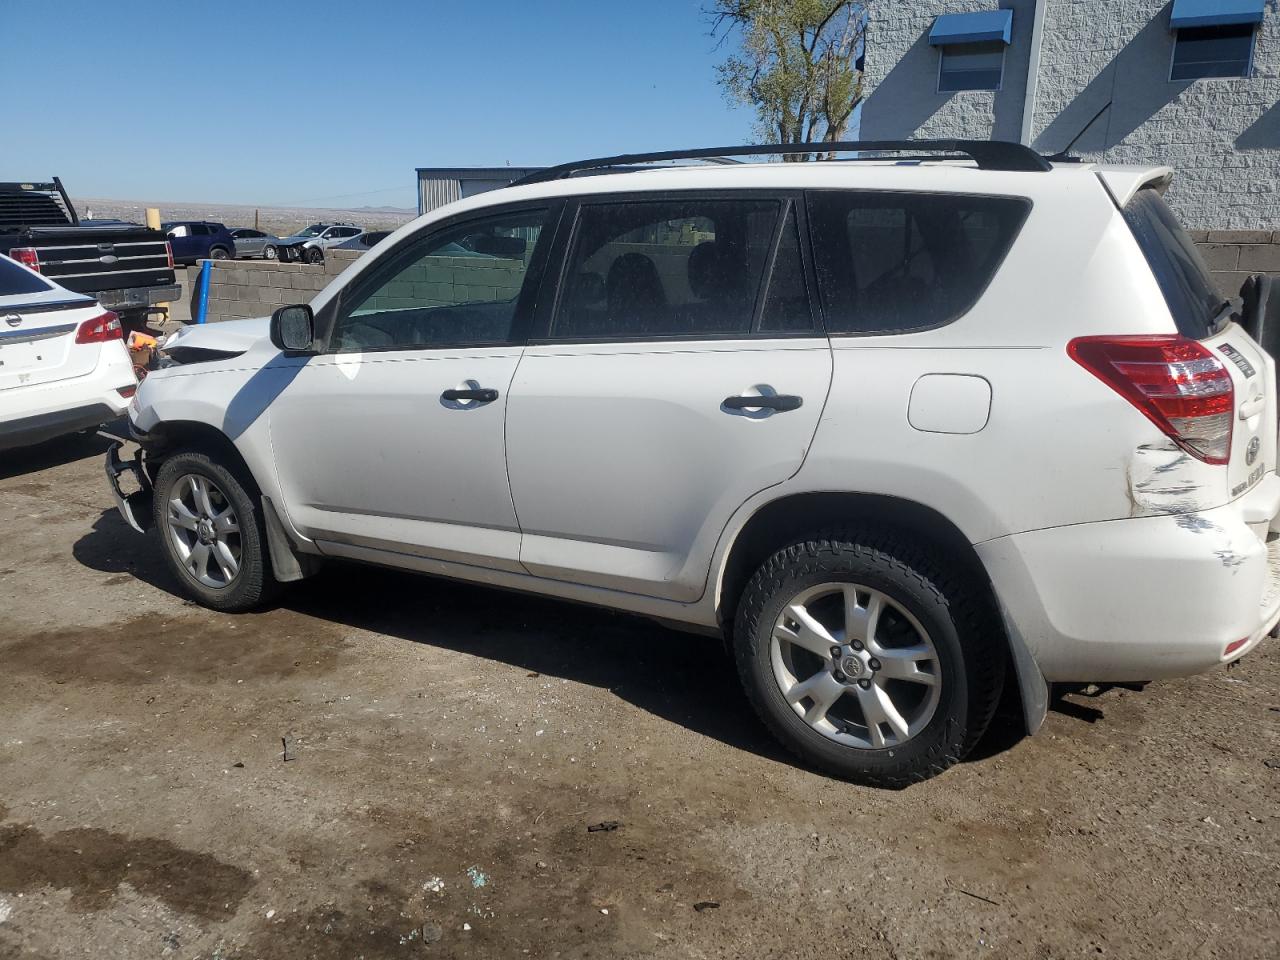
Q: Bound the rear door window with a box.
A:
[807,191,1030,334]
[551,197,798,340]
[1122,188,1222,340]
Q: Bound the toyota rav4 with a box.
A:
[105,142,1280,787]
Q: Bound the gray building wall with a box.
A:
[861,0,1280,230]
[416,167,542,215]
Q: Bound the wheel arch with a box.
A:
[714,491,1048,733]
[139,419,320,584]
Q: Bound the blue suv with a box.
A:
[163,221,236,265]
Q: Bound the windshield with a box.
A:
[294,224,325,238]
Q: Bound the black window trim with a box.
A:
[804,187,1033,339]
[527,188,825,346]
[1168,22,1256,83]
[314,199,565,355]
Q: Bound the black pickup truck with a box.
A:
[1,178,180,333]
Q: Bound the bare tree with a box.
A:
[709,0,867,160]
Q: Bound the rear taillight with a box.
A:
[9,247,40,272]
[1068,334,1234,465]
[75,310,123,344]
[164,240,174,270]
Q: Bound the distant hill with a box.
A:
[78,198,417,236]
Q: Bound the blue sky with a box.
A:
[4,0,755,208]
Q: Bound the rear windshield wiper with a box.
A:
[1210,297,1242,335]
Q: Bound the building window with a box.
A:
[1170,23,1256,80]
[938,41,1006,92]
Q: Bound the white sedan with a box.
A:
[0,253,137,451]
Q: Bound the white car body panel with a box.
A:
[507,337,832,601]
[123,157,1280,691]
[0,256,135,450]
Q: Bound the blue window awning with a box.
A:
[1170,0,1266,29]
[928,10,1013,46]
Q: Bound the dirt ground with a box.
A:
[1,433,1277,960]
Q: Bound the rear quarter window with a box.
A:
[806,190,1030,334]
[1122,188,1222,340]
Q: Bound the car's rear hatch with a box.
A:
[1117,183,1277,512]
[0,263,103,392]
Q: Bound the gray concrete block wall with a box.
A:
[860,0,1280,231]
[186,250,364,324]
[1190,230,1280,298]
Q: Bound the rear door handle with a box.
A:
[441,387,499,403]
[723,394,803,412]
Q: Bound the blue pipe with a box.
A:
[196,259,211,325]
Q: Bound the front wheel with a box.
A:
[733,532,1005,787]
[262,244,277,260]
[210,246,231,260]
[151,449,277,611]
[305,246,324,265]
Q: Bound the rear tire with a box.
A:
[151,449,278,612]
[733,529,1005,787]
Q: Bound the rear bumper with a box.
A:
[92,284,182,312]
[0,402,122,451]
[0,343,135,451]
[980,484,1280,682]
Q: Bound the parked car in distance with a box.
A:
[0,253,135,451]
[276,223,364,264]
[164,221,236,265]
[229,228,280,261]
[332,230,390,253]
[105,142,1280,787]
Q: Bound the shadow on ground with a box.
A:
[0,429,121,481]
[74,509,1045,777]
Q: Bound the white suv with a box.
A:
[105,142,1280,786]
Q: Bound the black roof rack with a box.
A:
[509,140,1052,187]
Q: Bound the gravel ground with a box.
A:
[1,434,1277,960]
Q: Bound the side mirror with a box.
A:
[270,304,315,353]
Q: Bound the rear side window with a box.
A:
[1123,188,1222,340]
[553,198,783,340]
[0,256,53,296]
[807,191,1029,334]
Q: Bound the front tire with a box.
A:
[263,244,277,260]
[210,246,231,260]
[305,246,324,265]
[733,531,1005,787]
[151,449,277,612]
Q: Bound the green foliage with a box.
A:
[709,0,866,159]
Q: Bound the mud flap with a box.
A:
[995,599,1050,735]
[103,437,153,534]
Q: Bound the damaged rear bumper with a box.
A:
[977,482,1280,682]
[104,437,153,534]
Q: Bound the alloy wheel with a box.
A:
[166,473,242,588]
[770,582,942,749]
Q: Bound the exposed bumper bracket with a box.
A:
[104,436,153,534]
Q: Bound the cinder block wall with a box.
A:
[1192,230,1280,298]
[185,250,363,324]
